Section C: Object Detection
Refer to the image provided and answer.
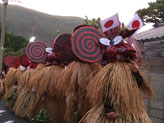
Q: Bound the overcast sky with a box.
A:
[1,0,157,32]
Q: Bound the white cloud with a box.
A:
[0,0,156,32]
[7,0,156,19]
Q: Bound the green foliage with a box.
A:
[31,109,51,123]
[6,86,17,107]
[0,21,28,58]
[136,0,164,24]
[73,110,81,123]
[0,29,29,58]
[84,16,101,31]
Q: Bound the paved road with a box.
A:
[0,100,29,123]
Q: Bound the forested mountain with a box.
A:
[0,4,84,44]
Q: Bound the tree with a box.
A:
[84,16,101,31]
[136,0,164,24]
[3,32,29,58]
[0,24,29,58]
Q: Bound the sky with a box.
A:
[1,0,157,32]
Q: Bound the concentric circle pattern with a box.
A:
[26,41,47,63]
[54,34,77,65]
[20,54,30,67]
[71,26,105,63]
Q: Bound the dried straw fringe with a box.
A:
[85,62,152,122]
[137,70,154,98]
[56,61,102,123]
[3,67,26,105]
[23,65,64,119]
[15,67,24,82]
[2,64,44,116]
[3,66,25,102]
[28,64,72,122]
[13,64,45,116]
[43,96,67,123]
[3,68,18,109]
[0,79,5,98]
[79,104,107,123]
[4,68,17,92]
[17,68,35,92]
[13,68,35,116]
[56,61,102,98]
[28,65,64,96]
[3,86,16,109]
[80,104,152,123]
[16,64,45,96]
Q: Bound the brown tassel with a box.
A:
[15,67,25,82]
[0,79,5,98]
[4,68,17,92]
[13,68,35,117]
[44,96,66,122]
[80,104,152,123]
[56,61,102,123]
[83,62,152,122]
[79,104,108,123]
[129,62,154,98]
[3,64,44,117]
[13,64,45,117]
[19,65,64,120]
[17,64,45,95]
[17,69,35,92]
[3,86,16,109]
[137,70,154,98]
[28,65,63,97]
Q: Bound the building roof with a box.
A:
[135,26,164,42]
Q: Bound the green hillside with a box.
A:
[0,4,84,44]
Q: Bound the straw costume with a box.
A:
[2,55,23,109]
[31,34,76,122]
[13,64,45,118]
[3,68,17,93]
[54,26,105,123]
[23,37,79,122]
[2,55,27,93]
[57,61,102,123]
[3,67,18,109]
[13,40,65,122]
[13,65,36,117]
[80,14,154,123]
[13,42,46,118]
[2,54,30,109]
[26,65,64,121]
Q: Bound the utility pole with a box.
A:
[0,0,8,71]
